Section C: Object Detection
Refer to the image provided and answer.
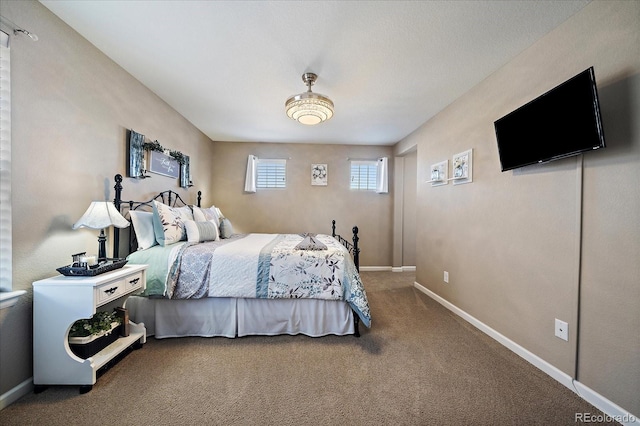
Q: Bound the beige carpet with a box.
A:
[0,272,617,425]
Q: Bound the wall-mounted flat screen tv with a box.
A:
[494,67,605,172]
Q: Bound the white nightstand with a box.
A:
[33,264,147,393]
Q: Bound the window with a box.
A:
[256,159,287,189]
[350,160,377,191]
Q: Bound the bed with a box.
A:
[112,174,371,339]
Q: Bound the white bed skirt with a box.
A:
[125,296,355,338]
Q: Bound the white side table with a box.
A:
[33,264,147,393]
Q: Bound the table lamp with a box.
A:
[72,201,130,261]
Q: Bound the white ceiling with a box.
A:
[40,0,590,146]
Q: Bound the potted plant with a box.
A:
[68,311,122,358]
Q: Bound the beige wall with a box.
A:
[209,142,394,267]
[401,0,639,415]
[1,0,637,418]
[0,1,215,397]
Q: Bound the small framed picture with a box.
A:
[452,149,473,185]
[127,130,145,178]
[311,164,328,186]
[429,160,448,187]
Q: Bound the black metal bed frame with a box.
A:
[331,220,360,272]
[112,173,362,336]
[113,174,202,257]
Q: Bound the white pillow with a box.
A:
[192,205,220,227]
[184,219,220,243]
[175,205,194,221]
[129,211,157,250]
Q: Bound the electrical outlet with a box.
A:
[555,319,569,341]
[444,271,449,283]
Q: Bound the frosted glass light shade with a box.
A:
[285,72,334,125]
[285,94,334,125]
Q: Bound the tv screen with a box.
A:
[494,67,605,172]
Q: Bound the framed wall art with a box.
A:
[149,150,180,179]
[311,164,328,186]
[428,160,448,187]
[127,129,145,178]
[126,129,189,183]
[180,155,192,188]
[452,149,473,185]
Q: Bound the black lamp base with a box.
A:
[97,229,107,261]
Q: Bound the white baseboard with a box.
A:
[573,381,639,426]
[360,266,392,272]
[0,377,32,411]
[361,266,415,272]
[413,281,638,425]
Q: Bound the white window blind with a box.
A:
[350,160,378,191]
[256,159,287,189]
[0,30,12,291]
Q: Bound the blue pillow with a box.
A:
[219,218,234,239]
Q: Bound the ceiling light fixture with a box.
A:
[285,72,334,125]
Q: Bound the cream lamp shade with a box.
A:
[73,201,129,260]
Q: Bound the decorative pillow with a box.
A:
[219,218,234,239]
[175,205,194,221]
[129,211,157,250]
[192,205,220,227]
[152,201,189,246]
[184,219,220,243]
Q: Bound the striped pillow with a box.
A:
[184,220,220,243]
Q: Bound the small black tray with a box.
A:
[57,259,128,277]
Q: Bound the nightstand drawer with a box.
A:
[124,271,143,292]
[94,270,144,304]
[95,280,126,304]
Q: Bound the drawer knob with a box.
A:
[104,287,118,295]
[129,278,140,285]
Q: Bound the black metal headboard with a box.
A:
[112,174,360,272]
[112,174,201,257]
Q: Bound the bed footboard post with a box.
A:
[352,226,360,272]
[197,191,202,208]
[353,311,360,337]
[113,174,123,259]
